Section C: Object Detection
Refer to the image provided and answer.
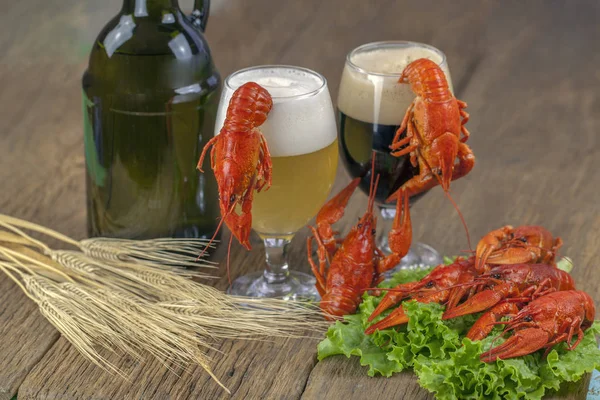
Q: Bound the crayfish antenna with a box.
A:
[197,201,238,286]
[430,173,472,252]
[442,189,472,252]
[367,151,380,214]
[418,155,473,252]
[369,175,381,213]
[227,233,234,285]
[196,215,226,261]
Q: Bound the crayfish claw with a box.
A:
[443,287,507,320]
[466,302,520,341]
[365,306,409,335]
[475,225,513,272]
[480,328,549,362]
[367,283,418,322]
[315,178,361,256]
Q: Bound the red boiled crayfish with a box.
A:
[307,172,412,320]
[481,290,595,361]
[387,58,475,201]
[197,82,273,252]
[365,224,561,334]
[475,225,563,273]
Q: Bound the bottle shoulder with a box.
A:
[84,11,220,95]
[90,10,215,62]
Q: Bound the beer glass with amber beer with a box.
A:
[214,66,338,299]
[338,41,454,270]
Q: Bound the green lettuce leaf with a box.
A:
[317,261,600,400]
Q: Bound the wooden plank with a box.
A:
[302,360,435,400]
[2,1,598,400]
[0,276,60,400]
[0,2,122,397]
[0,61,89,399]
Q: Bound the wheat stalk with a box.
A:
[0,215,328,393]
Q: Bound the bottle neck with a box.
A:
[122,0,179,17]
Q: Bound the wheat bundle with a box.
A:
[0,214,327,393]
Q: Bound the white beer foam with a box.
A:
[214,67,337,157]
[337,47,452,126]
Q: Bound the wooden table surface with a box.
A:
[1,0,598,399]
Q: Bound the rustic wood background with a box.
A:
[0,0,598,399]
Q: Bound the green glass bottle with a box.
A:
[82,0,221,239]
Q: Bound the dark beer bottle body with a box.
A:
[83,0,221,239]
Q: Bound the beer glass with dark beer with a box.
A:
[338,41,453,269]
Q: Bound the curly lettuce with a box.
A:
[317,259,600,400]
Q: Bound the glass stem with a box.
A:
[378,206,397,254]
[380,206,396,221]
[263,238,291,284]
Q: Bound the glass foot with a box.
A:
[227,270,320,301]
[378,236,443,276]
[396,242,443,270]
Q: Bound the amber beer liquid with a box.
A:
[337,45,453,206]
[214,67,339,239]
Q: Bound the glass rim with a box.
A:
[224,65,328,101]
[345,40,448,77]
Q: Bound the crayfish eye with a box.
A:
[358,223,363,229]
[425,281,435,288]
[371,229,376,235]
[229,194,236,205]
[524,315,533,322]
[492,273,501,279]
[518,237,528,243]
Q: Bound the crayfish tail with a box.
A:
[431,132,458,192]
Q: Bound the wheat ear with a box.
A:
[0,214,328,393]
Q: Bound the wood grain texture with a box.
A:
[0,0,103,388]
[0,0,598,399]
[0,276,60,400]
[302,364,435,400]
